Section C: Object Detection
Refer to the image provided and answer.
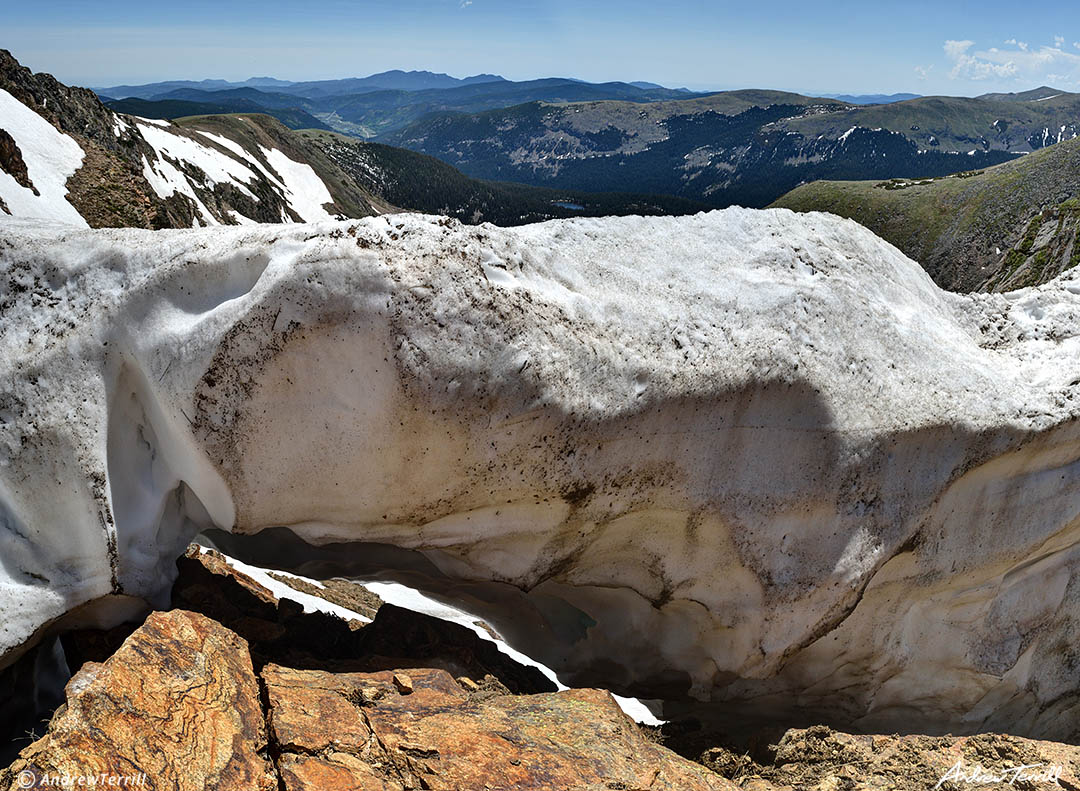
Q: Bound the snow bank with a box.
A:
[2,209,1080,737]
[0,88,87,227]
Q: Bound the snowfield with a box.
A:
[0,88,87,227]
[1,209,1080,738]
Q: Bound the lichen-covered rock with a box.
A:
[3,209,1080,736]
[0,610,277,791]
[263,664,730,790]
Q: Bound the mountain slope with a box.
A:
[0,50,391,228]
[380,93,1024,208]
[300,129,710,224]
[772,137,1080,291]
[778,92,1080,153]
[379,85,1080,210]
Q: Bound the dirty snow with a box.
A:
[3,210,1080,737]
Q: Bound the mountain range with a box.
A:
[0,50,700,231]
[6,49,1080,291]
[99,75,706,138]
[96,69,509,99]
[95,69,1080,215]
[379,90,1080,210]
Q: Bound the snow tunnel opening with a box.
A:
[195,524,671,724]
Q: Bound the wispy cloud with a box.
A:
[914,64,933,80]
[460,0,472,6]
[943,37,1080,86]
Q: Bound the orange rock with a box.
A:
[261,665,731,790]
[2,610,276,791]
[262,665,373,754]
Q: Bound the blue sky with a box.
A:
[5,0,1080,96]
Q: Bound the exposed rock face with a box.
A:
[0,129,33,194]
[2,209,1080,737]
[1,610,277,791]
[264,664,728,790]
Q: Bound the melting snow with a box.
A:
[137,121,259,200]
[0,88,88,227]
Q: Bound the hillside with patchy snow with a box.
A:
[2,208,1080,738]
[0,49,391,229]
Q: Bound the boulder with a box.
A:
[2,210,1080,735]
[0,610,277,791]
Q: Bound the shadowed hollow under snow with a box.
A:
[1,209,1079,737]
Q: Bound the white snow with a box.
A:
[3,210,1080,738]
[212,549,371,622]
[137,121,259,201]
[140,155,218,225]
[195,129,254,161]
[193,130,337,222]
[0,88,88,227]
[259,146,336,222]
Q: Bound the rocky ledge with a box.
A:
[2,552,726,791]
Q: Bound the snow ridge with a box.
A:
[2,209,1080,738]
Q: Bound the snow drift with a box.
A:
[1,209,1079,737]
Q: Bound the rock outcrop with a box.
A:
[2,605,728,790]
[696,726,1080,790]
[2,209,1080,737]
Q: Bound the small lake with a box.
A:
[552,201,585,211]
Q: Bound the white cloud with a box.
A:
[944,39,974,59]
[914,64,933,80]
[460,0,472,6]
[943,38,1080,85]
